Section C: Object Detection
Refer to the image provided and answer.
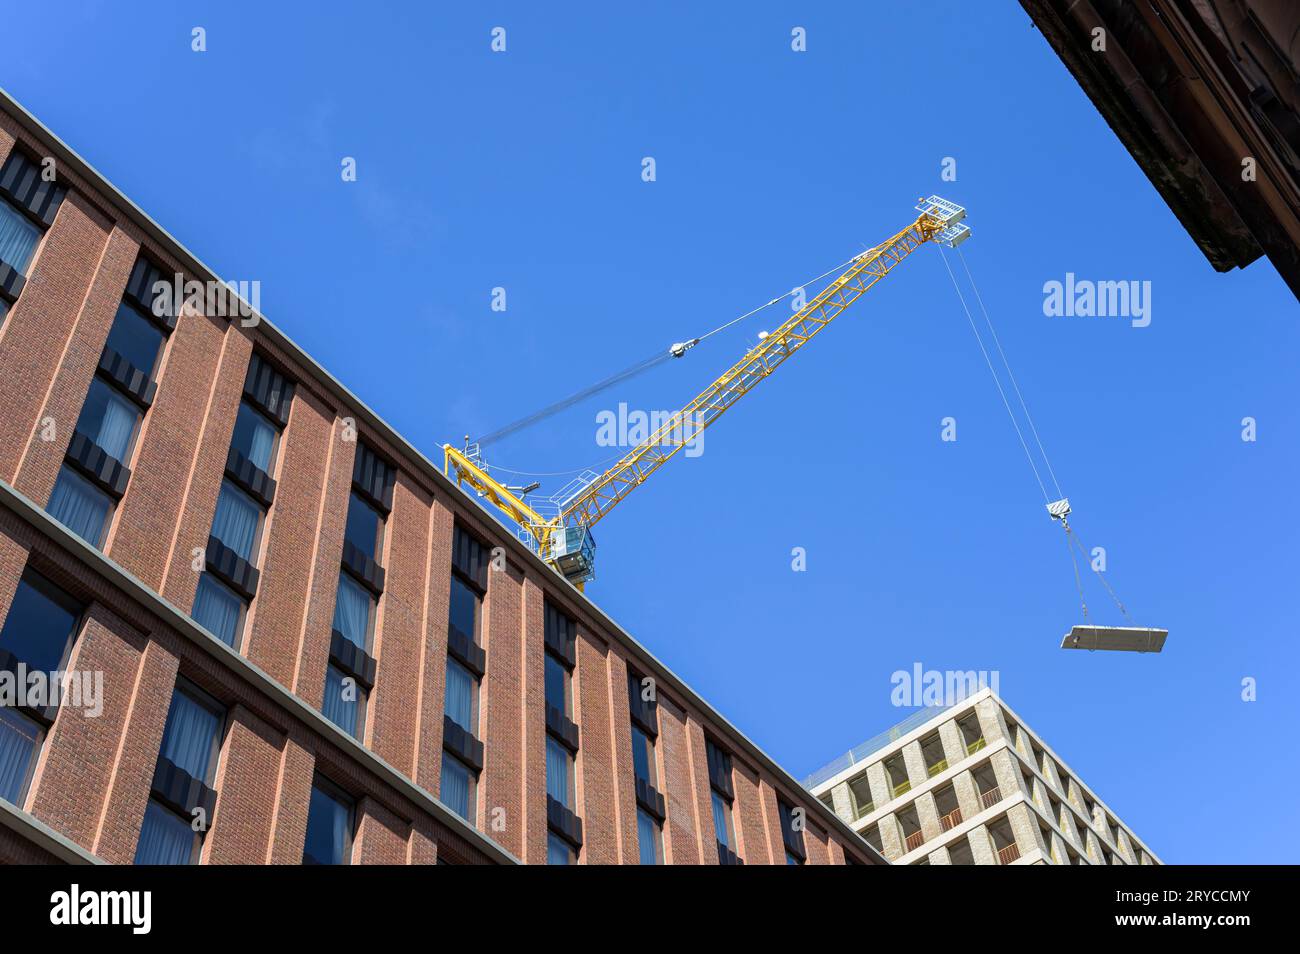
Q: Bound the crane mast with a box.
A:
[445,196,971,589]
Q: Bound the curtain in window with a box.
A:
[48,468,111,546]
[160,690,221,782]
[233,404,276,471]
[87,385,139,462]
[631,728,651,786]
[330,795,350,863]
[211,483,260,561]
[191,575,242,648]
[245,416,275,471]
[0,709,39,805]
[712,792,732,848]
[546,833,572,865]
[444,661,474,731]
[332,575,371,649]
[637,809,660,865]
[546,738,571,807]
[133,800,194,865]
[322,665,361,738]
[440,752,471,820]
[0,201,40,275]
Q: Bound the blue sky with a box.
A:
[6,1,1297,863]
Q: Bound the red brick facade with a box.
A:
[0,93,881,866]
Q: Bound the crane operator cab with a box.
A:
[549,524,596,586]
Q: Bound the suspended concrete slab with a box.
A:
[1061,626,1168,654]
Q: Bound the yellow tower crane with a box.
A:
[444,196,971,589]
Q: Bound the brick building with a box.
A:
[0,89,880,866]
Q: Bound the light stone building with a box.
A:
[805,687,1160,865]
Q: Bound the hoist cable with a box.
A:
[693,254,862,345]
[939,247,1051,504]
[958,247,1064,501]
[1068,529,1133,623]
[476,350,671,448]
[475,253,864,448]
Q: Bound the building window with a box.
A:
[440,751,476,823]
[0,197,41,276]
[323,663,365,739]
[711,790,735,850]
[544,652,571,719]
[135,800,200,865]
[343,491,384,563]
[444,658,477,733]
[448,575,478,642]
[75,377,142,463]
[636,807,662,865]
[157,686,222,782]
[302,779,354,865]
[47,466,114,547]
[191,573,246,649]
[0,571,81,807]
[0,570,82,675]
[210,481,263,563]
[229,401,278,472]
[546,737,575,809]
[0,150,66,320]
[706,739,738,860]
[0,707,43,806]
[547,832,575,865]
[104,301,165,379]
[332,574,374,650]
[779,799,806,864]
[135,684,223,865]
[630,724,656,789]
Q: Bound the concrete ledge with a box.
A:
[0,799,104,865]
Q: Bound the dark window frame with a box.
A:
[323,660,369,741]
[47,464,116,549]
[161,677,228,788]
[302,775,356,866]
[0,567,85,680]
